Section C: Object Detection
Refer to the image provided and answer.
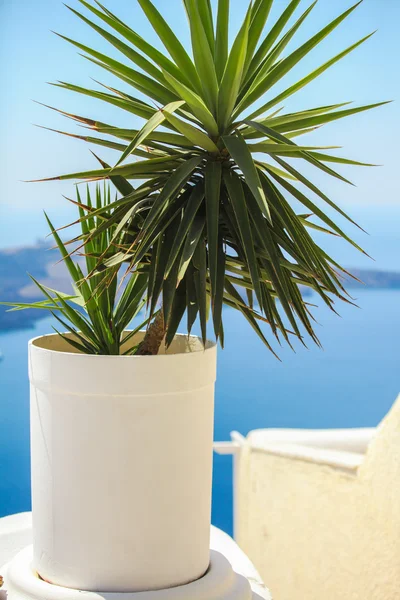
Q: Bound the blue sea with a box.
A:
[1,290,399,535]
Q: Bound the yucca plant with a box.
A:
[2,185,149,355]
[36,0,387,356]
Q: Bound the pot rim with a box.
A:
[29,330,216,359]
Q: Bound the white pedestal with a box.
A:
[0,513,271,600]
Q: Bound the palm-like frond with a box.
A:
[36,0,387,353]
[2,185,149,355]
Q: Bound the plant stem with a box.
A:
[136,309,166,356]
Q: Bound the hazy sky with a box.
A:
[1,0,399,268]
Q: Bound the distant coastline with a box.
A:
[343,269,400,290]
[1,242,400,334]
[0,242,74,333]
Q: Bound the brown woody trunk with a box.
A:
[136,309,166,356]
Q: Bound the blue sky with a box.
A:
[1,0,399,268]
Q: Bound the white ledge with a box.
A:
[215,428,376,473]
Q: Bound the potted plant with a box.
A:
[4,0,385,593]
[3,185,217,592]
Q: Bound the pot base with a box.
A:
[2,546,256,599]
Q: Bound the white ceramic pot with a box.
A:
[29,332,217,592]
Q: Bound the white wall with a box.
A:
[236,395,400,600]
